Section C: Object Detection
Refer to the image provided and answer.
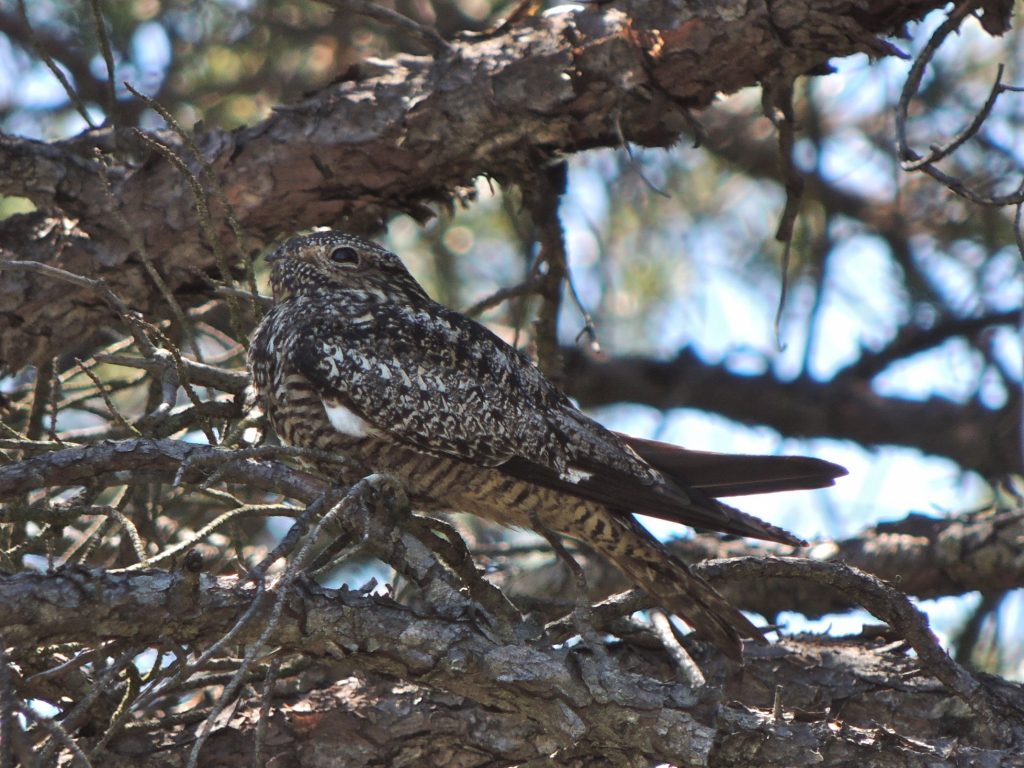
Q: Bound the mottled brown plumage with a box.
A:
[248,231,846,661]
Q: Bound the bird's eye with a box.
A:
[330,246,360,266]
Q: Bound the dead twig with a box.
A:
[698,556,1018,739]
[317,0,452,56]
[896,0,1024,206]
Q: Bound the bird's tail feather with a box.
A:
[619,433,847,497]
[568,509,763,662]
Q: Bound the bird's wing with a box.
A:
[288,302,807,544]
[618,434,847,497]
[286,302,656,477]
[290,302,581,467]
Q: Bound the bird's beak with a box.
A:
[265,249,285,264]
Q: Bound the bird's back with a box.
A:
[248,231,846,661]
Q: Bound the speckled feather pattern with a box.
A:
[251,232,666,485]
[249,231,771,661]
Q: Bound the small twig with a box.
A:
[145,327,218,444]
[766,78,803,352]
[772,684,785,722]
[127,125,249,342]
[121,706,211,734]
[140,646,172,686]
[134,580,267,711]
[317,0,452,56]
[613,109,670,198]
[97,353,249,395]
[25,646,107,686]
[896,0,1024,206]
[902,64,1010,172]
[74,358,141,437]
[61,507,114,565]
[118,504,293,572]
[567,274,601,355]
[529,510,603,651]
[59,373,149,414]
[0,421,24,441]
[214,286,272,310]
[37,648,137,765]
[124,83,259,319]
[88,0,117,122]
[107,505,148,563]
[88,663,142,758]
[773,239,793,352]
[190,321,246,362]
[241,495,331,586]
[144,401,242,440]
[252,656,281,768]
[21,705,93,768]
[649,610,705,687]
[16,0,96,128]
[463,278,543,318]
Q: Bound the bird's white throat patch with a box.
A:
[324,402,372,437]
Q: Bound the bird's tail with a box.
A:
[619,433,847,498]
[572,510,763,662]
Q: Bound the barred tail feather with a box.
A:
[593,517,764,662]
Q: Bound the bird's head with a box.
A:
[266,231,431,305]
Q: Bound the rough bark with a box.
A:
[1,437,1022,765]
[3,438,1021,619]
[501,506,1024,621]
[2,567,1020,767]
[2,435,1021,763]
[1,0,955,371]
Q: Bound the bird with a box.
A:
[248,230,846,662]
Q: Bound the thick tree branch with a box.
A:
[708,508,1024,619]
[561,346,1021,475]
[1,431,1017,643]
[2,568,1020,767]
[500,506,1024,621]
[3,438,1020,617]
[0,0,963,370]
[0,438,324,503]
[3,436,1022,763]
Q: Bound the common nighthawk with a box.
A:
[248,231,846,661]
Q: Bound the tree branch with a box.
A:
[0,0,966,369]
[498,506,1024,621]
[3,438,1020,617]
[2,568,1020,766]
[561,346,1021,475]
